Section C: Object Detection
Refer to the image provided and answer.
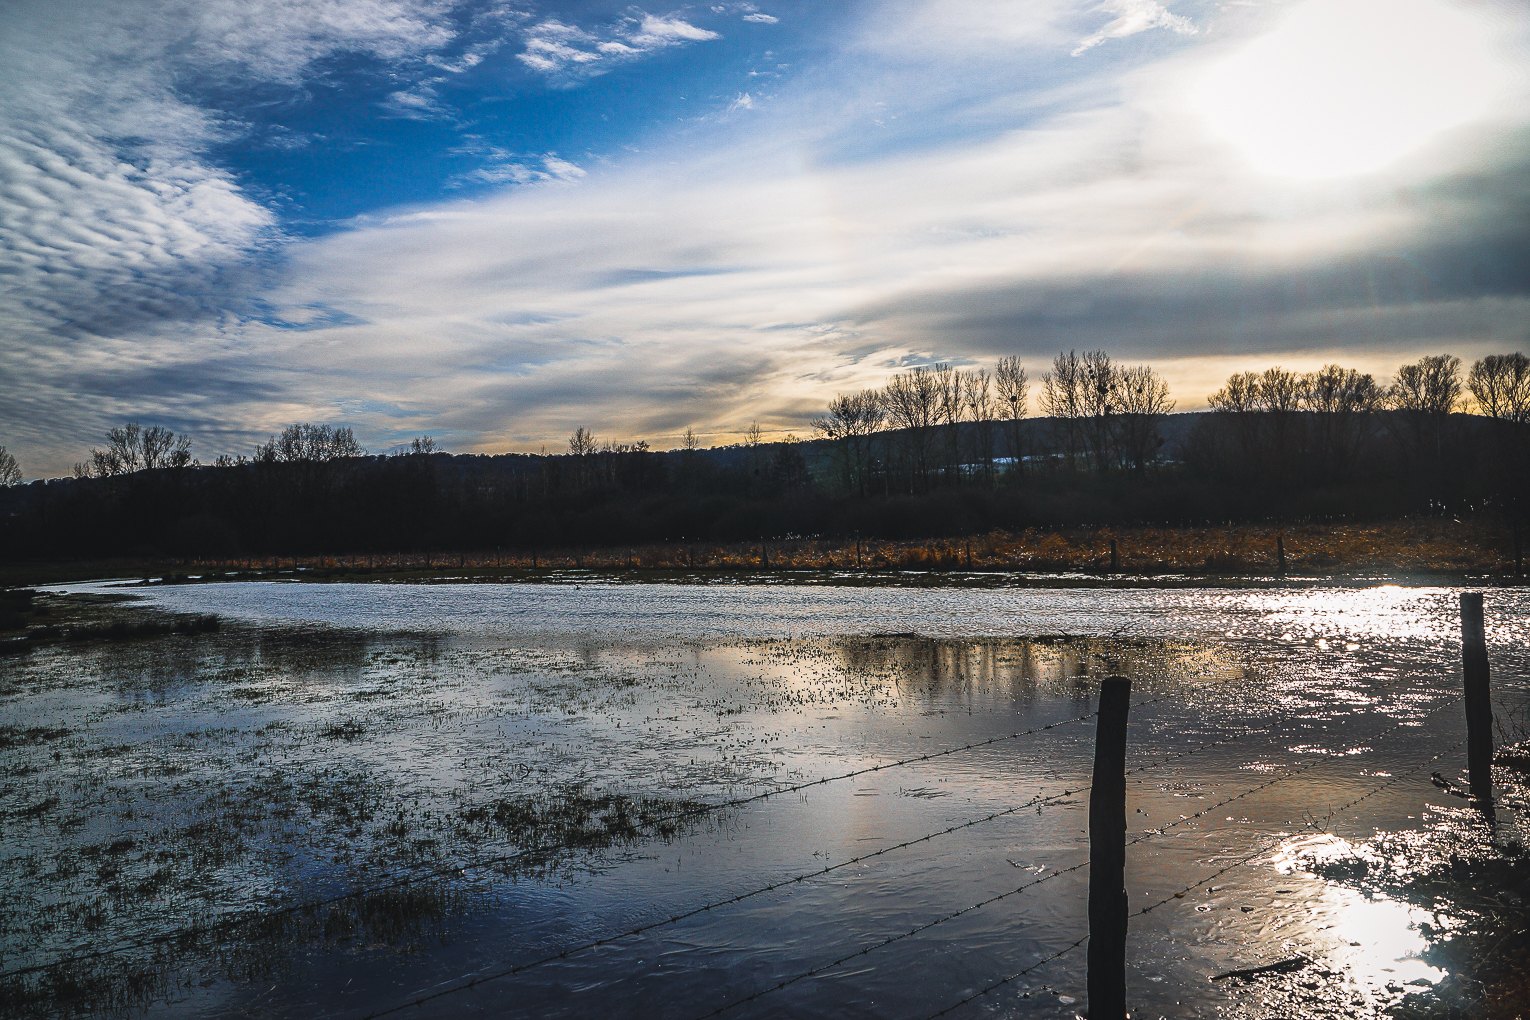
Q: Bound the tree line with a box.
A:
[0,349,1524,562]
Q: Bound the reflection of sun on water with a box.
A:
[1191,0,1508,178]
[1273,834,1447,989]
[1240,585,1459,644]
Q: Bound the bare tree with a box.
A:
[1208,368,1300,479]
[883,367,942,490]
[682,428,700,452]
[1079,350,1119,474]
[1388,354,1463,463]
[813,389,883,497]
[1302,365,1382,477]
[0,446,20,486]
[85,422,192,477]
[1114,364,1173,475]
[1468,352,1530,422]
[1468,353,1530,532]
[101,423,141,475]
[1207,371,1265,476]
[258,424,362,463]
[993,356,1029,476]
[140,425,191,468]
[568,427,597,457]
[1040,350,1084,470]
[935,364,964,482]
[963,369,996,487]
[568,427,597,486]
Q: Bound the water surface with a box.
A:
[3,580,1525,1019]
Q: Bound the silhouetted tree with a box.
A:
[994,356,1029,477]
[813,389,883,497]
[1469,353,1530,422]
[1387,355,1463,481]
[1115,364,1173,475]
[0,446,19,486]
[1302,364,1381,479]
[1040,351,1084,470]
[883,367,941,491]
[257,423,362,463]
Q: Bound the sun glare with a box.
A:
[1191,0,1508,178]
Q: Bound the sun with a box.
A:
[1190,0,1509,179]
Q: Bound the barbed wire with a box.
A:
[4,702,1143,983]
[1126,693,1465,847]
[1306,735,1471,832]
[1138,725,1477,919]
[342,783,1093,1020]
[346,718,1269,1020]
[693,860,1091,1020]
[916,935,1090,1020]
[906,692,1474,1018]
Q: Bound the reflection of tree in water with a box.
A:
[85,624,390,698]
[831,635,1245,703]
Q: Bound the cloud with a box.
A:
[447,146,587,187]
[0,0,473,467]
[223,93,1526,464]
[380,84,450,119]
[629,14,721,44]
[713,2,778,24]
[516,10,720,76]
[1073,0,1197,56]
[3,0,1527,475]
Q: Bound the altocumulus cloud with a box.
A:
[2,0,1528,476]
[0,0,469,468]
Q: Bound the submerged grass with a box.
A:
[0,611,753,1019]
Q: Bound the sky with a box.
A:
[2,0,1528,477]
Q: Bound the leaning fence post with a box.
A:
[1460,593,1493,806]
[1088,675,1131,1020]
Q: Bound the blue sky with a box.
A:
[2,0,1528,475]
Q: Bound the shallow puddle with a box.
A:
[2,581,1526,1018]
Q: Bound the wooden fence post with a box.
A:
[761,540,769,569]
[1109,538,1119,572]
[1088,675,1131,1020]
[1277,535,1286,573]
[1460,593,1493,806]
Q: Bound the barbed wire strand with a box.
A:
[673,727,1290,1020]
[342,721,1261,1020]
[1126,693,1465,847]
[1138,732,1477,919]
[4,702,1154,982]
[341,781,1096,1020]
[688,860,1093,1020]
[901,693,1472,1018]
[917,936,1091,1020]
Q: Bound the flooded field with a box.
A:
[2,579,1527,1019]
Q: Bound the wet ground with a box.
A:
[2,579,1527,1019]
